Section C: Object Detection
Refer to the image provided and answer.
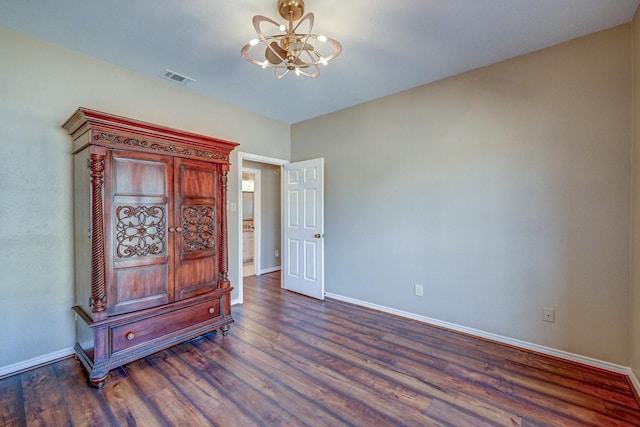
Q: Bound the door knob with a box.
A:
[314,233,322,239]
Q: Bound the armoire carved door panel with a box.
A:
[107,150,174,315]
[174,157,219,300]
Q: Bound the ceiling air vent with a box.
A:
[161,69,195,86]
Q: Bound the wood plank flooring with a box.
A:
[2,271,640,426]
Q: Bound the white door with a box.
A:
[283,158,324,300]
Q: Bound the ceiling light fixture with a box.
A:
[241,0,342,79]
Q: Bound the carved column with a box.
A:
[89,153,107,314]
[219,166,230,288]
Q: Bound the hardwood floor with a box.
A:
[2,272,640,426]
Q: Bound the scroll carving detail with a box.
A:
[115,205,166,258]
[93,133,228,161]
[182,206,215,251]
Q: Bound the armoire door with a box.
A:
[174,158,219,300]
[107,150,175,315]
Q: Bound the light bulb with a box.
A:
[279,24,286,31]
[262,60,268,69]
[295,68,301,76]
[317,35,327,42]
[249,39,260,46]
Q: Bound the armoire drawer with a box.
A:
[110,299,221,353]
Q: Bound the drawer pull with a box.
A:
[126,332,135,341]
[208,307,215,314]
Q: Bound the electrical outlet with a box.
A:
[542,307,555,323]
[414,284,424,297]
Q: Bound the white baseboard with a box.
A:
[4,297,640,399]
[258,266,281,275]
[0,347,75,379]
[325,291,640,393]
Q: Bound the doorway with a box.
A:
[236,152,288,304]
[241,168,261,277]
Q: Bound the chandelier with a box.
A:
[241,0,342,79]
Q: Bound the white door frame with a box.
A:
[236,152,288,304]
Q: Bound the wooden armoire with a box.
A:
[63,108,238,388]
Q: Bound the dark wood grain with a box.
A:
[0,373,24,427]
[51,358,118,426]
[2,271,640,426]
[20,365,71,426]
[100,366,166,426]
[124,357,213,426]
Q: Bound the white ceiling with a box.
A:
[1,0,639,124]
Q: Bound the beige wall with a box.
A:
[0,27,290,370]
[1,19,637,373]
[293,25,632,364]
[631,11,640,378]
